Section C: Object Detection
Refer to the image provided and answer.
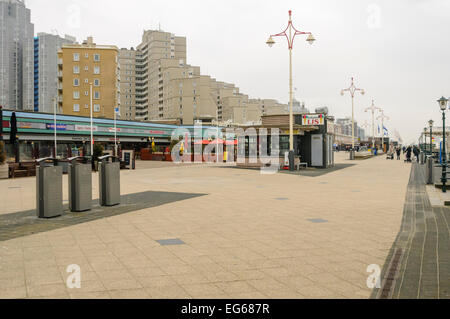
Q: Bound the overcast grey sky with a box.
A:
[27,0,450,144]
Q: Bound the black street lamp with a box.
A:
[438,97,448,193]
[428,119,434,156]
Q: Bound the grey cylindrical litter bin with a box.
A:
[98,155,120,206]
[350,150,355,160]
[36,157,63,218]
[68,156,92,212]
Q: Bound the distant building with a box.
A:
[334,117,365,145]
[34,33,76,113]
[118,48,136,120]
[0,0,34,110]
[57,37,120,119]
[135,30,187,121]
[133,29,288,125]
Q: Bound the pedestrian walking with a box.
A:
[396,147,401,160]
[413,146,420,162]
[406,146,412,162]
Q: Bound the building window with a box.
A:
[73,53,80,61]
[73,66,80,74]
[94,66,100,74]
[94,79,100,86]
[94,104,100,112]
[73,91,80,99]
[84,53,89,58]
[94,54,100,62]
[84,78,89,83]
[73,104,80,112]
[84,66,89,71]
[84,91,89,96]
[84,104,89,109]
[73,78,79,86]
[94,91,100,99]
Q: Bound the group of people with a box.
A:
[390,145,420,162]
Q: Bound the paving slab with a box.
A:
[0,152,412,299]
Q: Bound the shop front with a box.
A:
[236,113,335,169]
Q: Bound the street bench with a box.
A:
[295,162,308,170]
[9,162,36,178]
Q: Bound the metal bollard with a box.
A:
[98,155,121,206]
[36,157,63,218]
[68,156,92,212]
[419,152,425,165]
[426,156,432,184]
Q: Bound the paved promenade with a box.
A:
[373,163,449,299]
[0,153,412,299]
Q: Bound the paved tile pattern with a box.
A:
[0,153,412,299]
[373,163,450,299]
[0,191,206,242]
[156,239,186,246]
[279,163,356,177]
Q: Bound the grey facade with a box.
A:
[0,0,34,110]
[35,33,75,113]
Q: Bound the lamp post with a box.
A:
[438,97,448,193]
[429,119,434,156]
[341,78,365,159]
[365,99,381,150]
[377,110,389,153]
[266,10,315,171]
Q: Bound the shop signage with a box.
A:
[281,129,300,135]
[302,114,325,126]
[46,123,68,131]
[18,122,46,130]
[75,125,98,132]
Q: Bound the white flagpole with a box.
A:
[54,97,57,158]
[114,107,117,156]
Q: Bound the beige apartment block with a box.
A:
[58,37,120,119]
[119,48,136,120]
[132,29,289,125]
[135,30,187,121]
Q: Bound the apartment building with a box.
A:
[34,33,76,113]
[135,30,187,120]
[0,0,34,110]
[133,29,288,125]
[57,37,120,119]
[119,48,136,120]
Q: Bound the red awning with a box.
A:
[194,139,237,145]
